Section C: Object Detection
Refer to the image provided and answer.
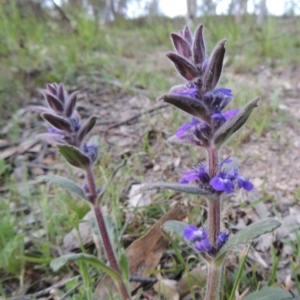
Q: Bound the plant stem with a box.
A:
[205,263,223,300]
[208,197,220,248]
[207,146,220,247]
[205,146,222,300]
[86,168,130,300]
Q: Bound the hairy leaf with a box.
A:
[183,25,193,45]
[202,39,226,93]
[77,116,97,144]
[163,220,187,236]
[58,145,91,170]
[166,52,198,81]
[50,253,120,283]
[38,175,86,199]
[44,92,64,113]
[58,83,67,104]
[141,182,212,196]
[170,33,192,58]
[65,91,78,118]
[212,98,259,147]
[161,93,209,122]
[215,218,281,265]
[42,113,72,133]
[193,24,206,65]
[242,287,292,300]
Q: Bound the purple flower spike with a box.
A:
[183,225,206,241]
[210,171,235,194]
[176,117,200,137]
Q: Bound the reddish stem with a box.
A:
[205,263,223,300]
[207,146,220,247]
[86,168,130,300]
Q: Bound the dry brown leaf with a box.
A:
[93,202,181,300]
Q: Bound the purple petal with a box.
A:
[217,232,229,244]
[177,87,198,98]
[176,117,200,137]
[223,108,239,120]
[183,226,208,242]
[195,238,213,252]
[210,173,234,194]
[237,176,254,191]
[214,88,233,98]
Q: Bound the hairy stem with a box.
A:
[208,197,220,247]
[86,168,130,300]
[205,263,223,300]
[207,146,220,247]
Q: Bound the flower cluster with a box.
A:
[162,25,243,149]
[183,225,229,253]
[35,83,98,165]
[180,157,253,194]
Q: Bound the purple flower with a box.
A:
[203,88,233,112]
[195,238,213,252]
[214,88,233,98]
[210,158,253,194]
[210,171,235,194]
[183,225,229,253]
[211,108,239,129]
[183,225,207,241]
[83,143,99,162]
[223,108,238,120]
[229,169,254,191]
[179,164,210,184]
[176,117,200,137]
[217,232,230,245]
[177,86,198,98]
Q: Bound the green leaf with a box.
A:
[38,175,86,199]
[163,220,187,236]
[212,98,259,147]
[242,287,292,300]
[50,253,120,283]
[216,218,281,265]
[58,145,91,170]
[141,182,212,196]
[119,249,130,283]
